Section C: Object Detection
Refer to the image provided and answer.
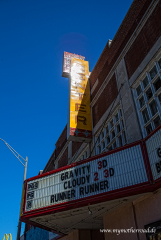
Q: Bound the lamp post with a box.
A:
[0,138,28,240]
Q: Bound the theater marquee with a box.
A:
[145,127,161,181]
[21,141,149,216]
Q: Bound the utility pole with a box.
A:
[0,138,28,240]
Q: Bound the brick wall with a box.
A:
[90,0,152,100]
[43,125,67,172]
[72,141,82,157]
[58,148,68,168]
[92,74,118,128]
[90,43,110,89]
[55,125,67,159]
[125,1,161,79]
[91,60,110,101]
[43,150,55,173]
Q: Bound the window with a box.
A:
[117,124,121,133]
[111,130,115,139]
[142,108,149,124]
[146,124,152,135]
[150,66,157,80]
[158,93,161,104]
[153,77,161,91]
[108,145,112,151]
[106,126,109,134]
[139,96,145,108]
[146,87,153,100]
[133,58,161,137]
[121,120,124,129]
[110,119,114,128]
[98,146,101,154]
[143,76,149,88]
[118,135,123,147]
[122,131,127,143]
[95,108,126,154]
[158,58,161,69]
[136,85,142,96]
[106,136,110,144]
[113,141,116,149]
[102,132,104,139]
[154,116,161,128]
[149,100,158,116]
[115,113,119,122]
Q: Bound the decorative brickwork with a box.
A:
[90,44,110,89]
[72,141,82,157]
[125,1,161,79]
[58,147,68,168]
[55,125,67,159]
[92,74,118,128]
[43,150,55,173]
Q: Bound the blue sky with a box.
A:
[0,0,133,239]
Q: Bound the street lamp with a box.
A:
[0,138,28,240]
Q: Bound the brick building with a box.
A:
[22,0,161,239]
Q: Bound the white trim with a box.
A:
[91,78,99,95]
[69,142,89,163]
[54,140,70,166]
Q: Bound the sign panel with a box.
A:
[62,52,85,78]
[24,144,147,213]
[146,128,161,181]
[68,58,92,142]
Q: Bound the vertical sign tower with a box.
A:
[62,52,92,142]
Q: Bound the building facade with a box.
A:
[23,0,161,239]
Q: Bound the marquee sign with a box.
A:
[67,58,92,142]
[20,123,161,237]
[145,127,161,181]
[21,142,148,215]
